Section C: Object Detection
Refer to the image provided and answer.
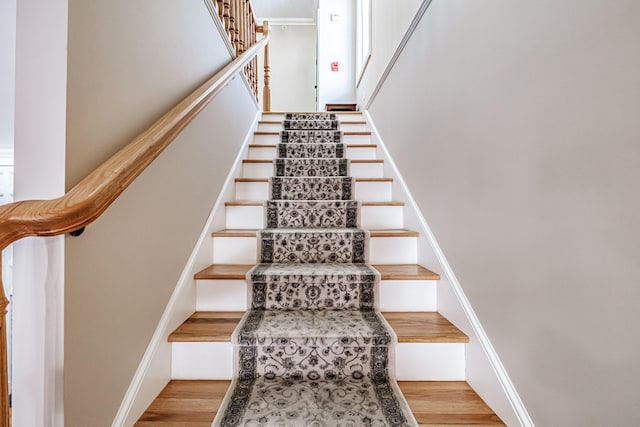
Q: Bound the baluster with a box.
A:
[223,0,231,35]
[245,0,249,52]
[229,0,236,50]
[234,0,241,55]
[217,0,224,22]
[0,258,9,427]
[262,20,271,112]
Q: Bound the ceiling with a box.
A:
[251,0,318,25]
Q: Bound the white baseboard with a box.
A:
[111,109,260,427]
[363,111,534,427]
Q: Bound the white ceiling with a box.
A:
[251,0,318,25]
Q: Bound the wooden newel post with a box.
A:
[262,20,271,112]
[0,257,9,427]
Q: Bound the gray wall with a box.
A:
[65,0,258,425]
[368,1,640,425]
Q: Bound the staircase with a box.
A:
[135,112,505,426]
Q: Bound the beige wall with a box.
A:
[65,1,258,425]
[368,1,640,425]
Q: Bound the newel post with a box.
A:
[262,20,271,112]
[0,256,9,427]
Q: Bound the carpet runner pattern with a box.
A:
[213,114,417,426]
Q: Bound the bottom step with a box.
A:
[134,380,505,426]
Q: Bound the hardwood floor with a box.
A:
[135,380,505,426]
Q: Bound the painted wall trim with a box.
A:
[111,109,260,427]
[363,110,535,427]
[363,0,433,110]
[203,0,260,109]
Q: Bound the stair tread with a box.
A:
[235,177,391,182]
[225,200,405,206]
[397,382,506,426]
[350,159,384,163]
[242,159,272,163]
[169,311,467,343]
[195,263,438,280]
[259,120,367,125]
[169,312,243,342]
[248,143,377,148]
[385,312,468,343]
[242,159,383,164]
[255,131,371,136]
[134,380,229,426]
[263,111,363,115]
[374,264,439,280]
[135,380,503,426]
[211,228,418,237]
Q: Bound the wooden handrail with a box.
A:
[0,32,269,427]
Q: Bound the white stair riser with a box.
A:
[350,162,384,178]
[195,279,436,312]
[248,146,377,160]
[242,162,273,178]
[235,181,392,202]
[395,343,466,381]
[196,280,248,311]
[379,280,437,311]
[369,237,418,264]
[253,134,371,146]
[257,123,282,132]
[257,123,367,132]
[242,161,384,179]
[225,204,403,229]
[261,113,364,122]
[212,236,417,264]
[171,341,465,380]
[172,342,233,380]
[362,205,403,228]
[225,205,263,229]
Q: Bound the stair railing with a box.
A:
[214,1,270,111]
[0,7,270,426]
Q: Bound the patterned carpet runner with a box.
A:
[213,113,417,426]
